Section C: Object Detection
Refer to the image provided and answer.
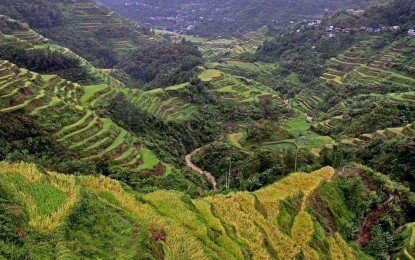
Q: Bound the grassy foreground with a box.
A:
[0,162,371,259]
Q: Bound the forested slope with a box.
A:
[102,0,376,37]
[0,0,159,67]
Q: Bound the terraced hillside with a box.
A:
[125,84,200,122]
[120,68,291,123]
[0,15,125,87]
[337,123,415,148]
[199,68,290,118]
[0,60,169,174]
[0,16,56,50]
[0,162,371,259]
[0,16,49,50]
[301,35,415,138]
[53,0,157,53]
[319,36,415,92]
[0,0,160,66]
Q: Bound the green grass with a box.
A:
[84,137,110,151]
[199,69,222,82]
[229,132,244,149]
[216,85,236,92]
[0,163,370,258]
[6,173,66,217]
[101,129,128,154]
[0,89,46,113]
[300,133,334,150]
[69,118,112,149]
[80,84,108,106]
[23,183,66,216]
[37,96,61,112]
[262,140,298,151]
[284,115,310,136]
[165,82,189,91]
[137,148,160,170]
[56,110,93,136]
[59,114,99,142]
[115,147,136,161]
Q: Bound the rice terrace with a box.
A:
[0,0,414,259]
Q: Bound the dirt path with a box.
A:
[185,148,217,191]
[336,167,396,247]
[356,194,395,247]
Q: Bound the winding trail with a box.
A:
[185,148,217,191]
[356,194,395,247]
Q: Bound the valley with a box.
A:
[0,0,414,258]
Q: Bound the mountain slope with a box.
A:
[0,0,159,67]
[102,0,376,37]
[0,15,293,180]
[0,162,366,259]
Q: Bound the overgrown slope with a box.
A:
[0,0,159,67]
[0,163,372,259]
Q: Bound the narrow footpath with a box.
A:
[356,194,395,247]
[185,148,217,191]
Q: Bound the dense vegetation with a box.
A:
[0,45,99,85]
[0,0,415,258]
[102,0,375,38]
[119,40,203,89]
[2,163,413,259]
[0,0,158,67]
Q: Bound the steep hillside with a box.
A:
[4,162,413,259]
[196,0,415,192]
[0,59,169,173]
[2,162,414,258]
[0,0,414,258]
[0,15,294,186]
[0,0,159,67]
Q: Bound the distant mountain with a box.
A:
[100,0,376,37]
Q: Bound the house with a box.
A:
[327,33,336,38]
[391,26,401,31]
[409,29,415,36]
[326,26,334,32]
[346,9,364,15]
[307,21,321,28]
[374,28,381,33]
[342,28,351,33]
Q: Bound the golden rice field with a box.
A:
[0,162,361,259]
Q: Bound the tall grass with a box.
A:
[0,162,355,258]
[209,194,272,259]
[80,175,210,259]
[291,211,319,259]
[0,162,80,232]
